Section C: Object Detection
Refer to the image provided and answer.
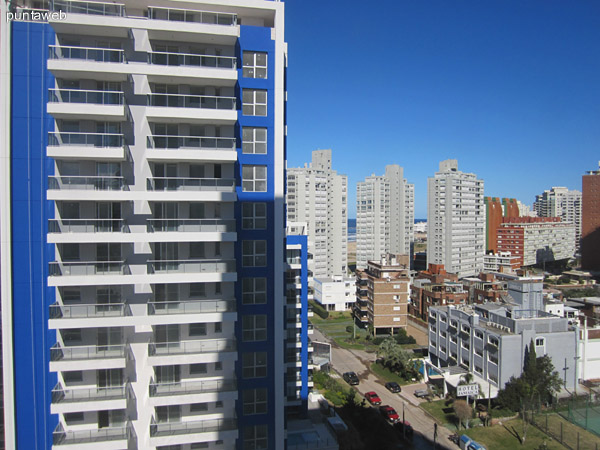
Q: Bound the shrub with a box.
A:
[346,325,353,333]
[310,300,329,319]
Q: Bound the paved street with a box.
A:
[312,327,455,449]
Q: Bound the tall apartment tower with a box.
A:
[0,1,288,449]
[582,163,600,270]
[534,186,582,252]
[286,150,348,283]
[427,160,485,278]
[356,165,414,270]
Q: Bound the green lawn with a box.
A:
[463,418,567,450]
[370,362,418,386]
[420,399,460,428]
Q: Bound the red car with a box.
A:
[379,405,400,423]
[364,391,382,405]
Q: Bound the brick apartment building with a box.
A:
[582,163,600,270]
[461,272,507,304]
[409,264,468,321]
[354,253,410,336]
[484,197,519,253]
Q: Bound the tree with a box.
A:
[453,399,473,429]
[376,337,419,379]
[497,339,562,445]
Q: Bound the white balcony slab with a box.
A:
[144,106,237,125]
[51,397,126,414]
[47,103,125,120]
[47,145,126,161]
[149,428,237,448]
[47,231,237,244]
[145,148,237,162]
[148,390,237,407]
[48,272,237,287]
[50,357,126,372]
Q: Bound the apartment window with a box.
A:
[190,242,205,258]
[60,243,80,261]
[190,363,207,375]
[242,315,267,342]
[243,352,267,378]
[243,424,268,450]
[242,278,267,304]
[475,330,484,340]
[243,388,268,415]
[535,337,546,354]
[189,323,207,337]
[215,401,223,408]
[242,127,267,154]
[190,403,208,413]
[62,328,82,343]
[242,203,267,229]
[242,240,267,267]
[63,371,83,383]
[242,165,267,192]
[191,444,209,449]
[242,89,267,116]
[214,322,222,333]
[64,412,84,423]
[215,282,222,295]
[243,51,267,79]
[189,283,206,298]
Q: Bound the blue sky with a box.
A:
[283,0,600,219]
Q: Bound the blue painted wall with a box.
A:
[234,25,279,449]
[10,21,57,450]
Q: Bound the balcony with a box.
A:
[147,177,235,192]
[147,218,235,233]
[48,45,124,63]
[50,343,127,372]
[147,93,235,110]
[145,94,237,124]
[147,259,235,274]
[147,6,237,26]
[148,51,236,69]
[48,176,126,191]
[146,135,237,162]
[148,299,235,315]
[49,219,127,234]
[148,338,236,357]
[48,132,126,160]
[49,261,128,277]
[50,302,130,319]
[51,382,128,414]
[149,378,236,397]
[150,417,237,447]
[48,89,125,120]
[53,423,130,449]
[50,0,125,17]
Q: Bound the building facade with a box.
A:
[427,160,485,278]
[484,197,519,253]
[314,276,356,312]
[0,1,289,449]
[356,165,414,270]
[286,150,348,283]
[497,217,576,267]
[483,252,520,273]
[354,254,410,336]
[581,163,600,270]
[534,187,582,252]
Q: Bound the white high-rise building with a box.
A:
[427,159,485,278]
[534,187,582,251]
[356,165,414,269]
[0,0,291,448]
[286,150,348,284]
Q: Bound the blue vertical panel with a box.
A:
[235,25,278,449]
[11,21,57,450]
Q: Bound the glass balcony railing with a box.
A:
[50,343,126,361]
[51,383,127,403]
[147,93,236,110]
[150,417,237,438]
[49,89,124,105]
[148,51,236,69]
[147,135,236,150]
[49,45,125,63]
[148,339,236,356]
[48,132,124,148]
[147,218,235,233]
[49,219,126,233]
[50,0,125,17]
[149,378,236,397]
[49,302,130,319]
[147,259,235,274]
[53,426,129,446]
[147,299,236,315]
[48,176,126,191]
[49,261,128,276]
[147,6,237,26]
[146,177,235,192]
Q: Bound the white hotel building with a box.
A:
[0,0,293,449]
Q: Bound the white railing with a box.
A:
[49,88,124,105]
[48,218,126,233]
[148,51,236,69]
[51,382,127,403]
[149,378,236,396]
[48,176,126,191]
[48,131,124,148]
[147,299,235,315]
[147,134,235,150]
[49,302,129,319]
[50,343,126,361]
[147,6,236,26]
[146,218,235,233]
[147,93,236,110]
[148,338,236,356]
[53,423,129,445]
[49,260,128,276]
[146,259,235,274]
[50,0,125,16]
[146,177,235,192]
[49,45,124,63]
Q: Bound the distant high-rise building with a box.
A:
[356,165,414,269]
[582,163,600,270]
[484,197,519,253]
[517,200,537,218]
[534,187,581,252]
[287,150,348,284]
[427,160,485,278]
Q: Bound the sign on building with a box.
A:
[457,384,479,397]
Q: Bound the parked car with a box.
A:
[385,381,401,393]
[342,372,359,385]
[414,389,430,398]
[365,391,382,405]
[379,405,400,423]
